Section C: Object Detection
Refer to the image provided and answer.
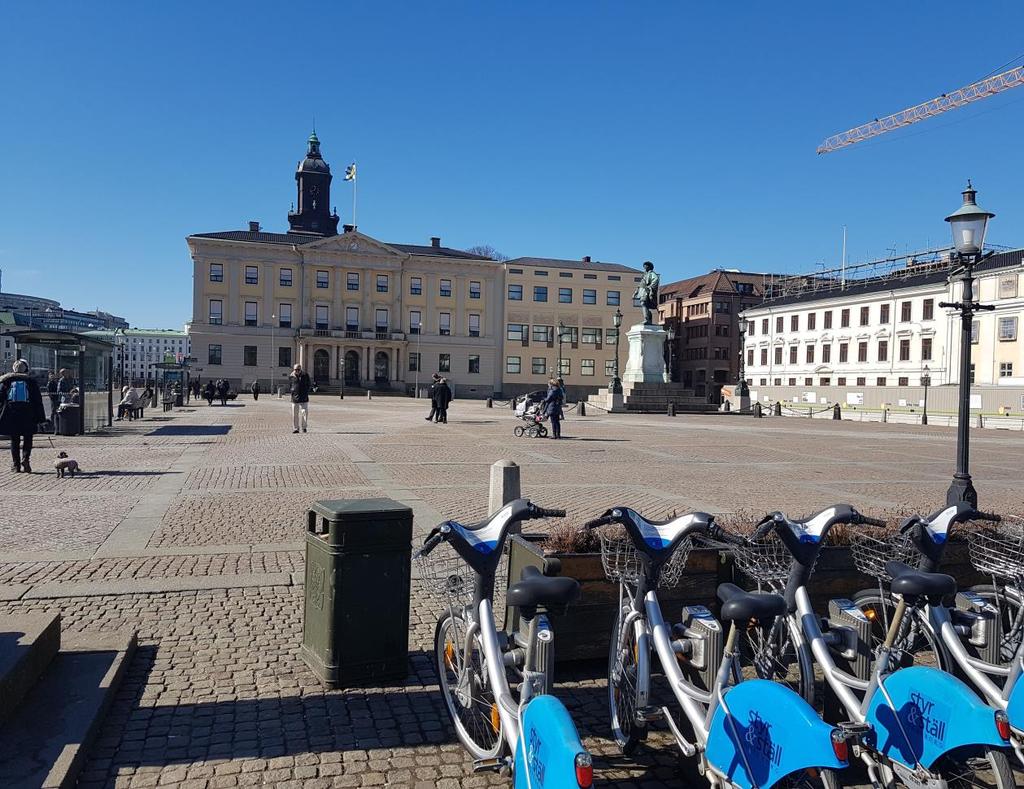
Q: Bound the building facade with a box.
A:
[740,249,1023,390]
[0,291,128,331]
[86,328,190,386]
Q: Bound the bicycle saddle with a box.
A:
[507,565,580,610]
[716,583,786,623]
[885,562,956,599]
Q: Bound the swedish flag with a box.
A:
[344,163,356,181]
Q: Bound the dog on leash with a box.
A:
[54,451,80,478]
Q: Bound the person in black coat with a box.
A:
[46,372,59,429]
[203,381,215,405]
[542,378,564,439]
[250,380,261,401]
[424,373,441,421]
[433,377,452,424]
[0,360,47,473]
[289,364,312,433]
[216,378,229,406]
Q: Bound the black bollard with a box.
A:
[773,401,782,417]
[510,397,516,411]
[339,388,344,400]
[832,403,841,420]
[486,397,493,408]
[578,401,586,416]
[753,402,763,418]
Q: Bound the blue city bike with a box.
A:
[415,498,594,789]
[583,507,852,789]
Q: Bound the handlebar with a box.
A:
[583,513,618,530]
[529,506,566,520]
[973,510,1002,523]
[710,524,748,546]
[858,515,887,528]
[415,525,450,559]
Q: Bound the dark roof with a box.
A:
[661,269,767,300]
[387,244,492,261]
[759,249,1023,309]
[189,231,495,260]
[505,256,641,274]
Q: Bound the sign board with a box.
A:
[846,392,865,406]
[802,391,816,403]
[970,394,982,411]
[898,399,907,407]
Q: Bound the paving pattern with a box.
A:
[0,395,1022,787]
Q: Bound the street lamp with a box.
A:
[610,308,623,394]
[414,321,422,397]
[737,320,749,397]
[939,181,995,506]
[921,365,931,426]
[557,321,567,380]
[665,324,676,382]
[271,313,276,392]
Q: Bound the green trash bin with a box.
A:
[300,497,413,687]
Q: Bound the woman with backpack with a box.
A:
[0,360,46,473]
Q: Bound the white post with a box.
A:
[488,460,521,516]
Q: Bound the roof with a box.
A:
[387,244,492,260]
[504,256,641,274]
[84,328,187,338]
[189,230,493,260]
[661,269,767,300]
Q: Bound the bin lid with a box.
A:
[310,497,412,522]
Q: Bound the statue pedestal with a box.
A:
[623,323,668,385]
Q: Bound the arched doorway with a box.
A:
[313,349,330,384]
[344,350,360,386]
[374,351,390,385]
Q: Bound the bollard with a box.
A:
[977,413,984,428]
[807,407,813,418]
[881,407,887,423]
[722,400,731,412]
[488,460,521,517]
[367,390,372,400]
[578,401,586,416]
[833,403,841,420]
[339,388,344,400]
[773,402,782,417]
[510,397,517,411]
[753,402,762,418]
[667,402,676,417]
[486,397,493,408]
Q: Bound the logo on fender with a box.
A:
[527,726,546,784]
[745,710,782,767]
[905,691,949,747]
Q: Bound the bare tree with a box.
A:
[464,245,509,262]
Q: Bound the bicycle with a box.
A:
[415,497,594,788]
[742,504,1014,788]
[584,506,853,789]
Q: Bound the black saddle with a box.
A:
[886,562,956,599]
[507,565,579,613]
[716,583,786,623]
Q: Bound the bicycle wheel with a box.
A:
[608,598,645,755]
[935,745,1015,789]
[513,425,525,437]
[737,616,815,705]
[776,768,841,789]
[852,588,950,671]
[434,610,505,760]
[969,583,1024,663]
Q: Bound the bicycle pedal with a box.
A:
[635,706,664,724]
[472,757,508,774]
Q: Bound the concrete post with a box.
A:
[488,460,521,516]
[578,401,586,416]
[832,403,841,420]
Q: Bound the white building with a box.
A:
[87,328,190,385]
[741,249,1023,389]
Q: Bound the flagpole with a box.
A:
[352,162,357,229]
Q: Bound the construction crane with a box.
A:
[817,64,1024,154]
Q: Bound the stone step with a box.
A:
[0,629,137,789]
[0,613,61,728]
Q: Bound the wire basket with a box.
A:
[730,536,794,585]
[969,521,1024,580]
[416,548,474,608]
[599,532,693,589]
[849,532,921,581]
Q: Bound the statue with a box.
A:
[633,261,660,325]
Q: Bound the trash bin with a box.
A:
[175,392,184,407]
[300,497,413,687]
[55,405,81,436]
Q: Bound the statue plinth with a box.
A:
[623,323,669,385]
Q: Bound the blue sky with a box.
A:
[2,2,1023,328]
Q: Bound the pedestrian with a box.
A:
[250,380,261,401]
[184,381,191,404]
[424,373,441,421]
[542,377,564,439]
[203,381,215,405]
[46,372,59,431]
[1,360,46,473]
[556,377,567,403]
[56,368,74,404]
[216,378,229,406]
[115,386,141,420]
[434,377,452,424]
[289,363,312,433]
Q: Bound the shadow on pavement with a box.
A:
[145,426,232,437]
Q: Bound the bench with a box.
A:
[126,402,145,420]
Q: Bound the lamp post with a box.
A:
[414,321,422,397]
[271,314,276,392]
[610,308,623,394]
[737,321,749,397]
[921,365,931,426]
[557,321,566,380]
[939,181,995,506]
[665,324,676,382]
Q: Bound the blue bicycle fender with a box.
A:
[864,666,1006,770]
[1006,678,1024,734]
[706,679,846,789]
[513,695,587,789]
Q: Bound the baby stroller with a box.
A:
[513,402,548,438]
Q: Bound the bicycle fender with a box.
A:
[1006,678,1024,734]
[513,695,587,789]
[864,666,1005,770]
[706,679,846,789]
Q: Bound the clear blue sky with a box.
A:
[2,2,1023,328]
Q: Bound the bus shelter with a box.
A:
[153,361,192,405]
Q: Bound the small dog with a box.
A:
[54,451,80,478]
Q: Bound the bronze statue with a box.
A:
[633,261,660,325]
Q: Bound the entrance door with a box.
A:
[313,349,330,383]
[344,351,360,386]
[374,351,390,384]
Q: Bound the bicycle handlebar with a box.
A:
[858,515,887,528]
[415,528,447,559]
[710,524,748,546]
[973,510,1002,523]
[583,513,617,529]
[529,506,566,519]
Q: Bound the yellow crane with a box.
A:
[817,64,1024,154]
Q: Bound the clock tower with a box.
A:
[287,131,340,237]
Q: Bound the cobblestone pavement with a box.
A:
[0,396,1022,787]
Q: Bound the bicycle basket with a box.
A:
[599,531,693,589]
[969,520,1024,580]
[730,535,794,585]
[849,531,920,581]
[416,547,474,607]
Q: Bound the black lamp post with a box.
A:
[921,365,931,426]
[738,321,749,397]
[610,309,623,394]
[939,181,995,506]
[665,324,676,382]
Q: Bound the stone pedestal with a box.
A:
[623,323,668,385]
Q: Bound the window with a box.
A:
[822,344,831,363]
[410,277,422,295]
[605,360,615,376]
[807,313,816,330]
[898,377,909,386]
[279,304,292,328]
[534,270,549,276]
[558,288,572,304]
[440,279,452,297]
[791,315,799,331]
[409,353,420,372]
[209,263,223,282]
[840,309,850,328]
[839,343,849,363]
[747,349,754,366]
[747,320,755,336]
[533,357,548,375]
[759,318,767,334]
[788,378,797,386]
[347,272,359,291]
[410,310,421,334]
[468,314,480,337]
[439,354,451,373]
[998,316,1018,341]
[856,377,866,386]
[278,347,291,368]
[280,268,292,287]
[859,306,870,326]
[582,328,600,344]
[243,346,257,366]
[608,275,621,282]
[824,311,833,329]
[562,326,579,344]
[857,342,868,362]
[876,377,887,386]
[789,345,798,364]
[506,323,526,342]
[837,377,847,386]
[375,309,388,332]
[346,307,358,332]
[533,286,548,302]
[607,291,620,306]
[922,299,934,320]
[820,377,831,386]
[315,305,329,330]
[775,317,784,333]
[558,358,570,376]
[244,301,258,326]
[581,359,595,376]
[245,265,258,285]
[583,289,597,305]
[208,344,222,365]
[774,347,783,365]
[879,304,890,324]
[921,337,932,361]
[714,301,730,314]
[508,284,523,301]
[468,354,480,374]
[376,274,389,293]
[774,378,782,385]
[605,327,618,344]
[316,270,329,289]
[470,281,481,299]
[971,320,980,344]
[209,299,223,325]
[506,356,521,375]
[533,325,553,343]
[439,312,451,336]
[877,340,888,362]
[1000,362,1014,378]
[899,339,910,361]
[804,377,813,386]
[999,275,1018,299]
[735,282,754,294]
[900,301,912,322]
[559,272,572,278]
[806,345,815,363]
[760,348,768,365]
[509,268,523,275]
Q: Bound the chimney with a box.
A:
[248,221,261,232]
[342,224,355,233]
[430,236,441,248]
[582,255,591,263]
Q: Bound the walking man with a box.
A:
[434,377,452,423]
[289,363,311,433]
[424,373,441,421]
[1,360,46,473]
[250,380,261,401]
[46,372,59,430]
[56,368,74,404]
